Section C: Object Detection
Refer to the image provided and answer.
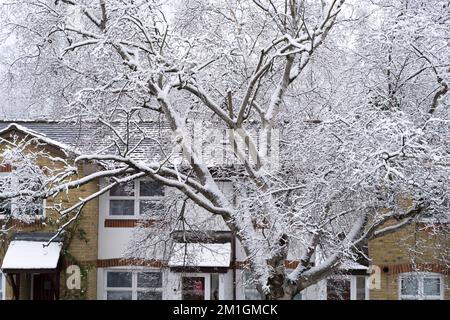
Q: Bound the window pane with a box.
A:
[137,272,162,288]
[107,272,132,288]
[356,276,366,300]
[140,200,164,215]
[210,274,219,300]
[0,178,8,190]
[140,181,164,197]
[106,291,132,300]
[424,278,440,296]
[327,279,351,300]
[137,291,163,300]
[24,200,44,216]
[244,289,262,300]
[244,272,261,300]
[182,277,205,300]
[0,201,11,215]
[401,276,418,296]
[109,200,135,216]
[110,182,134,196]
[293,292,302,300]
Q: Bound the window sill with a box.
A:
[104,219,157,228]
[0,217,45,227]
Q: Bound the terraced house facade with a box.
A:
[0,120,448,300]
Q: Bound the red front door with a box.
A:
[32,274,58,300]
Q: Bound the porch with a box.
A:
[1,232,63,300]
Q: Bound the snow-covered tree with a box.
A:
[0,0,448,299]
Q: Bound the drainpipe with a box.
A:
[231,230,236,300]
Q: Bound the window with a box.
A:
[0,200,44,219]
[15,198,44,217]
[243,271,262,300]
[293,292,302,300]
[326,276,368,300]
[399,272,443,300]
[0,200,11,216]
[108,180,164,217]
[0,173,44,219]
[182,277,206,300]
[0,175,11,219]
[210,274,219,300]
[109,182,135,216]
[354,276,367,300]
[105,270,163,300]
[327,279,351,300]
[0,271,4,300]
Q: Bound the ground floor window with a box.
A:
[326,276,368,300]
[353,276,367,300]
[210,274,219,300]
[399,272,443,300]
[105,270,163,300]
[182,276,206,300]
[293,292,302,300]
[327,278,351,300]
[243,271,262,300]
[0,271,4,300]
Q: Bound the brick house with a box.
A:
[0,121,448,300]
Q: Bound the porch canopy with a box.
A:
[339,259,369,276]
[1,233,63,273]
[168,242,231,273]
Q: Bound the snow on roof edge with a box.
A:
[1,240,63,270]
[168,242,232,268]
[0,123,80,155]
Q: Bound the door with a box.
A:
[182,275,211,300]
[32,274,57,300]
[327,279,351,300]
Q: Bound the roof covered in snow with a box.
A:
[340,260,369,271]
[1,235,63,271]
[168,242,231,268]
[0,119,268,170]
[0,120,173,162]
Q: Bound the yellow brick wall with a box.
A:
[369,222,449,300]
[0,132,99,300]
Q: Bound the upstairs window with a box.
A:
[109,182,135,216]
[0,173,44,219]
[0,199,44,219]
[399,272,443,300]
[15,198,44,217]
[0,176,11,218]
[0,200,11,216]
[108,180,165,217]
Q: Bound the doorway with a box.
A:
[32,273,58,300]
[181,274,215,300]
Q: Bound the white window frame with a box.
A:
[350,276,369,300]
[0,172,46,220]
[107,179,164,219]
[398,272,444,300]
[0,271,5,300]
[104,269,164,300]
